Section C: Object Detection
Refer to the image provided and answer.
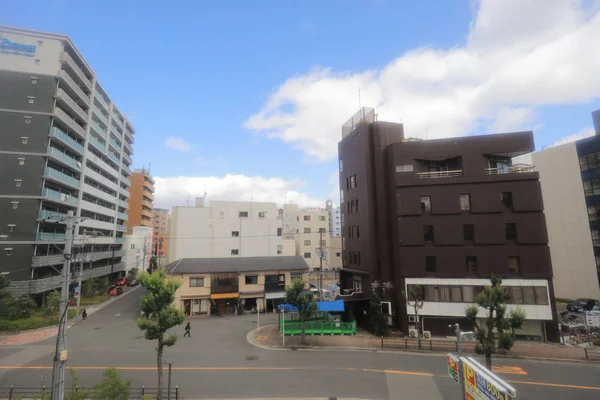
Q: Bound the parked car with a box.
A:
[108,286,123,296]
[567,298,597,313]
[115,278,129,286]
[127,279,138,287]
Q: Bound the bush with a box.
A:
[0,316,58,332]
[0,294,37,320]
[93,368,131,400]
[80,294,110,306]
[83,278,106,297]
[45,291,61,315]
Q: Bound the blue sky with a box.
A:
[3,0,600,209]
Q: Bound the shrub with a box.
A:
[0,316,58,332]
[45,291,61,315]
[93,368,131,400]
[0,294,37,320]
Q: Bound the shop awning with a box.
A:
[278,300,345,313]
[210,293,239,300]
[265,292,286,299]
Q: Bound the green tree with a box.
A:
[127,267,139,281]
[465,276,526,369]
[65,369,90,400]
[0,274,9,294]
[137,268,185,400]
[406,285,425,350]
[284,278,317,345]
[92,368,131,400]
[150,256,158,271]
[83,277,106,297]
[45,291,61,315]
[370,294,390,337]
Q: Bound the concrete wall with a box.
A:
[532,143,600,299]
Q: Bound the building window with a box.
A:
[304,228,311,233]
[304,240,311,246]
[463,224,474,241]
[219,211,224,218]
[190,278,204,287]
[534,286,549,305]
[505,223,517,240]
[340,190,344,203]
[460,194,471,211]
[258,212,266,218]
[339,158,343,172]
[238,211,248,218]
[580,152,600,171]
[353,277,363,292]
[7,225,16,233]
[501,192,513,209]
[336,252,341,257]
[489,158,510,174]
[348,174,357,189]
[4,248,13,256]
[593,230,600,246]
[11,202,19,210]
[423,225,434,243]
[14,179,22,187]
[27,96,35,104]
[319,216,326,222]
[466,256,477,275]
[426,256,436,273]
[17,158,25,166]
[508,256,520,275]
[277,245,282,254]
[24,116,31,124]
[304,215,311,221]
[509,287,523,304]
[31,77,38,84]
[588,205,600,221]
[35,59,40,65]
[245,275,258,285]
[231,249,239,255]
[420,196,431,212]
[277,227,282,237]
[21,137,29,144]
[231,231,239,237]
[584,179,600,196]
[304,252,311,258]
[396,164,414,172]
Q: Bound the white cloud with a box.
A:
[153,174,325,210]
[245,0,600,162]
[164,136,192,152]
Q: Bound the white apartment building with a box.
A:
[0,26,135,296]
[327,200,341,237]
[124,226,153,273]
[167,199,284,263]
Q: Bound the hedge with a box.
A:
[0,316,58,332]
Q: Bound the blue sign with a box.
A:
[0,36,37,57]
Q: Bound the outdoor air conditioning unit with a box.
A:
[423,331,432,339]
[408,328,418,338]
[408,315,417,323]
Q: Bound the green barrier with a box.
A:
[280,320,356,335]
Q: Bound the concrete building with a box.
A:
[531,110,600,300]
[167,200,284,263]
[124,226,152,274]
[167,256,309,314]
[0,26,135,297]
[151,208,169,257]
[126,168,154,233]
[326,199,341,237]
[328,236,343,270]
[281,204,330,271]
[338,107,559,341]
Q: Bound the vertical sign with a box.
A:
[447,353,460,383]
[461,357,516,400]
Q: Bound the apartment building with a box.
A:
[0,26,134,297]
[151,208,169,257]
[126,168,154,233]
[531,109,600,300]
[167,199,284,263]
[338,107,559,341]
[124,226,153,273]
[167,256,309,314]
[326,199,341,237]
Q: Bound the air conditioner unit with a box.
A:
[423,331,432,339]
[408,328,418,338]
[408,315,417,323]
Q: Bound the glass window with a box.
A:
[245,275,258,285]
[304,215,311,221]
[462,286,474,302]
[425,256,436,273]
[420,196,431,212]
[190,278,204,287]
[583,179,600,196]
[508,256,520,275]
[277,245,282,254]
[277,228,282,237]
[466,256,477,274]
[258,212,266,218]
[425,285,439,301]
[291,273,303,281]
[463,224,474,241]
[510,286,523,304]
[231,231,239,237]
[423,225,434,242]
[522,286,536,304]
[304,252,311,258]
[231,249,239,255]
[304,228,311,233]
[319,216,326,221]
[304,240,311,246]
[439,286,451,302]
[505,223,517,240]
[460,194,471,211]
[339,158,343,172]
[534,286,549,305]
[593,230,600,246]
[238,211,248,217]
[501,192,513,208]
[580,152,600,171]
[450,286,462,302]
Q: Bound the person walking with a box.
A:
[82,309,87,320]
[183,321,191,338]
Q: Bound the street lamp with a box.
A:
[163,359,174,400]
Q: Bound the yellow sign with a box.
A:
[463,360,514,400]
[210,293,239,300]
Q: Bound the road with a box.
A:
[1,288,600,399]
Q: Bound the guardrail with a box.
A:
[381,337,476,352]
[416,170,463,179]
[485,166,535,175]
[0,385,180,400]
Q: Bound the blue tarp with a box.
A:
[278,300,344,313]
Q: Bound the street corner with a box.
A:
[247,324,288,350]
[0,326,57,346]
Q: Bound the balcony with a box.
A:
[116,237,125,244]
[124,127,134,143]
[80,199,116,217]
[47,146,81,171]
[31,254,64,268]
[41,188,78,207]
[117,211,128,220]
[416,170,463,179]
[93,106,109,126]
[112,112,124,128]
[88,135,106,153]
[59,70,90,107]
[143,190,154,201]
[123,140,133,154]
[85,168,118,191]
[109,137,121,152]
[38,209,68,221]
[91,120,108,137]
[95,93,110,109]
[116,224,127,232]
[119,186,130,197]
[36,232,66,242]
[120,175,131,186]
[80,218,115,231]
[118,199,129,209]
[84,149,119,180]
[121,164,131,175]
[107,151,120,165]
[43,167,80,189]
[81,182,117,205]
[53,107,86,139]
[122,152,132,164]
[141,198,153,210]
[55,89,88,122]
[485,166,536,175]
[60,52,92,92]
[49,127,84,155]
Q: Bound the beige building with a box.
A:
[328,236,343,270]
[167,256,309,315]
[151,208,169,256]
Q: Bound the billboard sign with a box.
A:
[461,357,516,400]
[585,310,600,328]
[0,35,37,57]
[447,353,460,383]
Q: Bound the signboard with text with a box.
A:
[585,310,600,328]
[462,357,516,400]
[447,353,460,383]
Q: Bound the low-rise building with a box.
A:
[166,256,309,315]
[152,208,169,257]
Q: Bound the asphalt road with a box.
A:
[1,288,600,399]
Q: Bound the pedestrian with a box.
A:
[82,309,87,320]
[183,321,191,338]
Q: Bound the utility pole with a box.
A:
[319,230,324,300]
[51,210,75,400]
[75,251,85,321]
[142,236,148,272]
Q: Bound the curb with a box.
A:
[246,326,599,365]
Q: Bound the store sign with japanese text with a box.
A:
[447,353,460,383]
[462,358,516,400]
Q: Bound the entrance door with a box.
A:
[192,299,201,315]
[184,300,191,316]
[217,301,226,315]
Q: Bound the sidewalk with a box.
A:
[248,324,597,362]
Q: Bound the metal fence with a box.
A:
[381,337,476,352]
[282,320,356,335]
[341,107,376,138]
[584,347,600,361]
[0,385,180,400]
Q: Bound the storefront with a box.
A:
[210,292,239,315]
[239,292,264,312]
[265,291,286,312]
[182,296,210,316]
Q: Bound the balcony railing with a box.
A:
[93,106,109,125]
[109,137,121,151]
[91,120,107,136]
[484,166,535,175]
[55,88,88,122]
[416,170,463,179]
[108,151,120,165]
[49,127,84,154]
[36,232,66,242]
[118,199,129,209]
[54,107,86,139]
[95,94,110,110]
[117,211,128,221]
[44,167,80,188]
[115,237,125,244]
[116,224,127,232]
[88,135,106,153]
[38,209,68,221]
[41,188,78,206]
[121,175,131,186]
[47,147,81,171]
[60,51,92,91]
[59,70,90,107]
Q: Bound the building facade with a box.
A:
[0,26,134,296]
[124,226,153,274]
[151,208,169,257]
[167,200,283,263]
[338,107,559,341]
[326,199,341,237]
[126,168,154,233]
[167,256,309,315]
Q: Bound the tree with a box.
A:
[127,267,139,281]
[465,276,526,369]
[406,285,425,350]
[284,278,317,345]
[92,368,131,400]
[150,256,158,271]
[83,277,105,297]
[45,291,61,316]
[137,268,185,400]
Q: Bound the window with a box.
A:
[588,205,600,221]
[463,224,474,241]
[14,179,22,187]
[231,249,239,255]
[319,227,326,234]
[258,212,266,218]
[35,59,40,65]
[231,231,239,237]
[460,194,471,211]
[462,286,474,302]
[534,286,549,305]
[190,278,204,287]
[353,277,362,292]
[505,223,517,240]
[425,256,436,273]
[339,158,343,172]
[396,164,414,172]
[336,252,341,257]
[21,137,28,144]
[304,240,311,246]
[501,192,513,208]
[219,211,224,218]
[355,226,360,239]
[277,245,282,255]
[423,225,434,242]
[24,116,31,124]
[348,174,357,189]
[583,179,600,196]
[7,225,15,233]
[489,158,510,173]
[420,196,431,212]
[425,285,439,301]
[355,199,359,213]
[277,227,282,237]
[304,252,311,258]
[304,215,311,221]
[4,248,13,256]
[304,228,311,233]
[17,158,25,165]
[580,152,600,171]
[238,211,248,218]
[31,77,38,84]
[245,275,258,285]
[522,286,536,305]
[466,256,477,275]
[27,96,35,104]
[319,216,326,221]
[508,256,520,275]
[510,286,523,304]
[11,202,19,210]
[439,286,451,302]
[593,230,600,246]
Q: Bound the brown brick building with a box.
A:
[126,168,154,233]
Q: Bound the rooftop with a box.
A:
[165,256,309,274]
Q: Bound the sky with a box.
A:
[3,0,600,210]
